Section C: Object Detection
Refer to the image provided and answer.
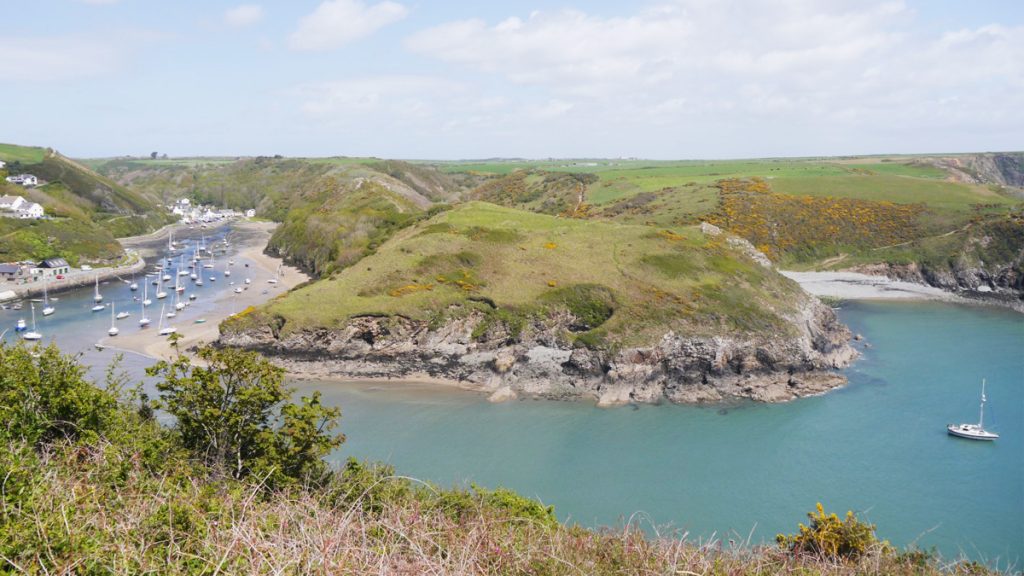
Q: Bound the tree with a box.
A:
[147,346,343,486]
[150,151,158,159]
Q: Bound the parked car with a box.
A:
[56,274,65,279]
[80,265,93,271]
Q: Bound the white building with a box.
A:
[0,160,6,169]
[16,202,44,219]
[245,208,256,218]
[5,174,38,187]
[0,195,25,210]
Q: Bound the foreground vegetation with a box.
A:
[0,341,1000,575]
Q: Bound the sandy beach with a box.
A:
[780,270,960,301]
[97,221,309,361]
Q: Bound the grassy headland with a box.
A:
[227,202,804,348]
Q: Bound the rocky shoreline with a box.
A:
[221,295,857,406]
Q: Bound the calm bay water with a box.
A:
[297,301,1023,564]
[4,262,1021,564]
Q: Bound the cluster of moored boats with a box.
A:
[11,231,273,342]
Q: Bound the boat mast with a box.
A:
[979,379,987,428]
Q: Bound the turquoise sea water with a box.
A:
[296,301,1023,565]
[4,265,1021,564]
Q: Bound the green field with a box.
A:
[0,143,47,164]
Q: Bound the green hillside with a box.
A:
[0,144,173,264]
[227,202,805,347]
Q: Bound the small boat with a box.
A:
[15,318,26,331]
[948,379,999,441]
[194,318,207,324]
[234,287,243,294]
[93,275,103,303]
[42,277,55,316]
[116,310,130,319]
[224,269,231,277]
[142,281,152,307]
[23,304,42,341]
[267,278,278,284]
[108,304,119,336]
[157,304,176,336]
[188,293,197,300]
[195,278,204,286]
[162,273,171,282]
[92,303,105,312]
[244,278,251,285]
[139,297,151,327]
[129,277,138,291]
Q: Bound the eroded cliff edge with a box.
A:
[222,294,854,406]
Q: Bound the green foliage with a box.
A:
[540,283,617,331]
[777,503,887,560]
[147,346,344,487]
[0,342,119,447]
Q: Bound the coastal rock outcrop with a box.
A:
[220,295,857,406]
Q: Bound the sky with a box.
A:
[1,0,1022,159]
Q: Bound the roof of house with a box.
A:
[41,258,69,268]
[0,195,22,204]
[0,264,23,274]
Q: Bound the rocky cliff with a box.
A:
[221,294,856,406]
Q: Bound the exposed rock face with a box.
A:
[221,296,857,406]
[917,153,1024,188]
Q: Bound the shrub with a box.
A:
[776,503,887,560]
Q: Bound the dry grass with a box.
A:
[1,442,1003,576]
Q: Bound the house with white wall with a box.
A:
[0,195,26,210]
[16,202,44,219]
[5,174,38,187]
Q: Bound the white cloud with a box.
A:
[296,76,460,120]
[224,4,264,28]
[289,0,408,51]
[400,0,1024,156]
[0,36,124,82]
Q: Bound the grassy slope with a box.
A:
[0,144,172,263]
[238,202,803,346]
[446,156,1022,270]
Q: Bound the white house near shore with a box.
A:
[16,202,44,219]
[0,160,6,169]
[0,195,44,219]
[5,174,38,187]
[0,195,25,211]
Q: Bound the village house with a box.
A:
[0,195,25,211]
[16,202,44,219]
[245,208,256,218]
[0,263,34,284]
[0,160,6,169]
[0,195,44,219]
[5,174,38,187]
[38,258,69,277]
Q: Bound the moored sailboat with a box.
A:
[947,379,999,441]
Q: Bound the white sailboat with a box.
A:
[948,379,999,441]
[42,276,55,316]
[138,299,151,327]
[15,318,26,331]
[142,280,152,307]
[23,303,42,341]
[93,275,103,303]
[157,304,176,336]
[129,275,139,291]
[116,304,130,319]
[156,274,167,300]
[108,303,119,336]
[174,288,185,311]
